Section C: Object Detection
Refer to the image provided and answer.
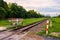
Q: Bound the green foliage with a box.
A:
[0,7,7,19]
[51,18,60,32]
[38,18,60,34]
[57,15,60,18]
[0,0,46,19]
[0,20,10,26]
[0,18,44,30]
[53,15,60,18]
[22,18,44,26]
[27,10,39,18]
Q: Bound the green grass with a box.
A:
[0,20,10,26]
[37,18,60,38]
[50,18,60,32]
[38,18,60,33]
[0,18,45,30]
[22,18,44,26]
[0,18,45,27]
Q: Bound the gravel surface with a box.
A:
[0,31,13,40]
[20,19,47,40]
[20,34,44,40]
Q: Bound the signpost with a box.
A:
[8,18,23,28]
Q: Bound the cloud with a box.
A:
[4,0,55,8]
[40,12,60,17]
[40,7,60,12]
[53,0,60,4]
[18,0,55,8]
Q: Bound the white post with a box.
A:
[16,18,18,25]
[50,21,52,27]
[46,20,49,35]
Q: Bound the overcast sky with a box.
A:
[4,0,60,17]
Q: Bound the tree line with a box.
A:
[53,15,60,18]
[0,0,45,19]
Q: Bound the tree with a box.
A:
[0,0,46,19]
[0,7,7,19]
[27,10,36,18]
[0,0,8,10]
[0,0,9,19]
[57,15,60,18]
[8,3,27,18]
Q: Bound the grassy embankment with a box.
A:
[0,18,45,30]
[22,18,44,26]
[38,18,60,38]
[0,20,10,26]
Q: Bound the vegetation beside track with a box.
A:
[50,18,60,32]
[22,18,45,26]
[0,18,45,30]
[0,20,10,26]
[37,18,60,38]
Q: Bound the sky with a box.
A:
[4,0,60,17]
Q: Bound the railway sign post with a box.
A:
[46,20,49,35]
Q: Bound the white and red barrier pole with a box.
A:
[46,20,49,35]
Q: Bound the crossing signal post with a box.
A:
[46,20,49,35]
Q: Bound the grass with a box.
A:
[37,18,60,38]
[51,18,60,32]
[0,20,10,26]
[0,18,45,30]
[22,18,44,26]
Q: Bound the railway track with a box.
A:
[0,19,48,40]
